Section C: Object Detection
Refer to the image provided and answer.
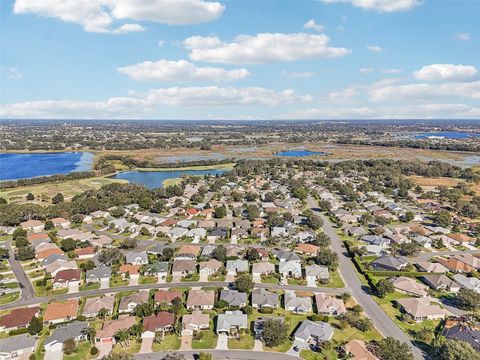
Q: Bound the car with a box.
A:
[293,345,300,352]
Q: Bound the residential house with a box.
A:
[96,315,136,344]
[142,312,175,337]
[43,299,78,324]
[199,259,223,277]
[294,320,334,346]
[216,311,248,337]
[175,245,201,260]
[118,291,149,313]
[315,294,347,316]
[83,295,115,318]
[51,217,70,228]
[252,262,275,276]
[415,261,448,274]
[251,288,278,309]
[182,310,210,335]
[172,259,197,278]
[44,259,77,277]
[345,226,367,238]
[20,220,44,232]
[273,249,301,263]
[220,290,247,307]
[0,334,36,360]
[343,339,379,360]
[443,319,480,352]
[74,246,95,259]
[53,269,81,289]
[186,290,215,310]
[422,274,460,293]
[207,228,228,242]
[186,228,207,242]
[295,243,320,257]
[44,321,88,353]
[119,264,140,281]
[85,266,111,283]
[125,251,148,265]
[155,290,183,305]
[144,261,169,280]
[168,227,189,240]
[446,233,476,246]
[369,256,409,271]
[437,257,475,273]
[284,291,312,313]
[305,265,329,283]
[0,306,39,332]
[396,298,449,322]
[226,259,249,275]
[453,274,480,293]
[391,277,429,297]
[279,260,302,279]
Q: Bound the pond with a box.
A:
[110,169,227,189]
[276,150,328,157]
[0,152,94,181]
[413,131,479,139]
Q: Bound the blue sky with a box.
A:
[1,0,479,119]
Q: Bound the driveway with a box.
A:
[253,274,261,283]
[253,339,263,351]
[286,341,305,357]
[130,275,139,286]
[96,342,113,358]
[44,349,63,360]
[180,334,193,350]
[68,282,79,294]
[306,277,317,288]
[216,334,229,350]
[100,278,109,289]
[226,274,235,282]
[139,337,153,354]
[199,270,209,282]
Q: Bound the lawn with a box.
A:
[139,275,158,285]
[288,278,307,286]
[181,274,200,282]
[152,334,181,351]
[63,341,92,360]
[79,282,101,291]
[191,330,218,349]
[27,269,45,279]
[261,274,280,285]
[317,270,345,289]
[0,291,19,305]
[300,349,338,360]
[227,333,254,350]
[110,275,129,288]
[111,339,141,355]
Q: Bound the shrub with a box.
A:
[258,307,274,314]
[90,347,99,355]
[9,328,29,336]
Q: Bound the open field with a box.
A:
[0,176,128,204]
[410,175,480,195]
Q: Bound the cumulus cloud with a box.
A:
[360,67,374,74]
[413,64,478,82]
[13,0,224,33]
[367,45,382,52]
[320,0,420,13]
[184,33,351,64]
[455,32,471,41]
[282,70,316,79]
[2,67,24,80]
[118,59,250,82]
[0,86,312,118]
[303,19,324,32]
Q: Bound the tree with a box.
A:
[60,238,76,252]
[52,193,64,204]
[16,246,35,261]
[26,193,34,201]
[98,248,123,266]
[27,316,43,335]
[415,327,434,344]
[163,353,185,360]
[456,288,480,310]
[262,318,288,347]
[84,326,96,344]
[314,232,330,248]
[13,227,27,239]
[434,210,451,228]
[374,337,414,360]
[245,204,260,221]
[198,353,212,360]
[160,247,175,261]
[403,211,415,222]
[293,187,308,201]
[15,236,29,248]
[139,197,153,210]
[214,205,227,219]
[70,214,84,224]
[244,248,260,262]
[63,338,77,355]
[171,297,184,315]
[110,207,126,218]
[306,212,323,230]
[376,279,395,298]
[212,245,227,262]
[234,273,254,292]
[398,242,422,257]
[0,197,7,204]
[140,227,151,236]
[134,303,154,318]
[44,219,54,230]
[119,237,137,249]
[435,338,480,360]
[101,353,133,360]
[315,248,339,270]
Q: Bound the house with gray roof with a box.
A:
[0,334,36,359]
[273,249,301,263]
[226,259,249,275]
[125,251,148,265]
[85,265,111,283]
[370,256,408,271]
[294,320,334,345]
[144,261,169,280]
[168,227,189,240]
[284,291,312,313]
[200,244,216,258]
[220,290,247,307]
[44,321,88,352]
[305,265,329,281]
[279,260,302,278]
[422,274,460,293]
[251,288,278,309]
[453,274,480,293]
[216,311,248,336]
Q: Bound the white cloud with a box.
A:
[368,81,480,101]
[413,64,478,82]
[0,86,312,118]
[303,19,325,32]
[118,59,250,82]
[282,70,316,79]
[184,33,351,64]
[13,0,224,33]
[2,67,24,80]
[158,40,165,47]
[367,45,382,52]
[455,32,471,41]
[328,86,359,102]
[380,68,402,74]
[320,0,420,13]
[360,67,374,74]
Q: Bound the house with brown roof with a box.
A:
[415,261,448,273]
[446,233,476,246]
[119,264,140,281]
[53,269,81,289]
[20,220,44,232]
[118,291,149,313]
[142,312,175,337]
[252,262,275,276]
[315,294,347,316]
[51,217,70,228]
[36,247,64,261]
[96,315,136,344]
[27,232,50,243]
[172,259,197,278]
[74,246,95,259]
[437,257,475,273]
[199,259,223,277]
[83,295,115,318]
[186,289,215,310]
[295,243,320,256]
[43,300,78,324]
[452,253,480,270]
[154,290,183,304]
[175,245,201,260]
[391,277,429,297]
[0,306,39,331]
[396,298,449,322]
[343,339,379,360]
[182,310,210,335]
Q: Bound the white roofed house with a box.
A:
[168,227,189,240]
[279,260,302,280]
[125,251,148,265]
[284,291,312,313]
[226,259,249,275]
[216,311,248,338]
[396,298,449,322]
[305,264,330,285]
[294,320,334,349]
[315,294,347,316]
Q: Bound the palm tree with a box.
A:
[129,324,144,340]
[114,329,129,347]
[83,326,96,345]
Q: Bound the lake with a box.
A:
[413,131,479,139]
[110,169,227,189]
[276,150,328,157]
[0,152,94,181]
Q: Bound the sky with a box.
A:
[0,0,479,120]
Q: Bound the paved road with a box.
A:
[307,196,427,360]
[5,240,34,302]
[136,350,298,360]
[0,279,343,311]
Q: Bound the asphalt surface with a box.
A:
[306,196,427,360]
[5,240,34,302]
[135,350,298,360]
